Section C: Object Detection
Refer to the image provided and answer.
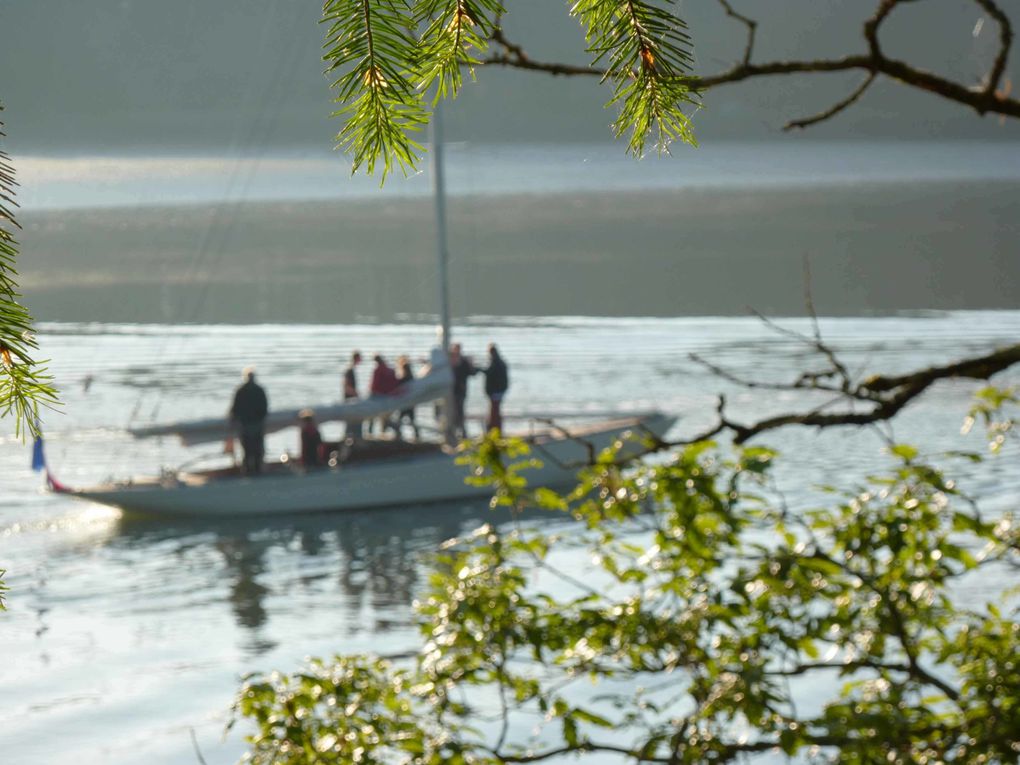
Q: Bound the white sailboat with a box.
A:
[63,113,676,516]
[72,413,674,516]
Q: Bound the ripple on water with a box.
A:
[1,312,1019,765]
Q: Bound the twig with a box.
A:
[784,72,878,130]
[533,418,596,466]
[681,343,1020,446]
[973,0,1014,96]
[715,0,757,66]
[190,728,209,765]
[802,260,853,390]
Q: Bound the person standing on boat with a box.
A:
[395,355,420,441]
[342,350,363,440]
[449,343,478,440]
[298,409,323,468]
[230,367,268,475]
[483,343,509,433]
[369,354,401,436]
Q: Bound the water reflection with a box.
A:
[216,537,270,632]
[107,501,551,653]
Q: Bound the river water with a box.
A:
[1,312,1018,764]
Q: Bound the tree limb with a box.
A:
[481,0,1020,128]
[784,72,878,131]
[681,342,1020,446]
[714,0,757,67]
[861,345,1020,393]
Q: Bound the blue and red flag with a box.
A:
[31,434,46,472]
[31,432,72,493]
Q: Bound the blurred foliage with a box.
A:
[962,385,1017,454]
[0,103,58,440]
[235,401,1020,763]
[323,0,698,179]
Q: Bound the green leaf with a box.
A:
[888,443,919,462]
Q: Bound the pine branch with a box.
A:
[0,103,59,439]
[572,0,699,155]
[415,0,504,99]
[323,0,428,179]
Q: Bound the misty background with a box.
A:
[1,0,1018,320]
[3,0,1019,149]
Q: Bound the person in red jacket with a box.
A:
[298,409,323,467]
[369,354,400,436]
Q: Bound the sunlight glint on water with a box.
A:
[1,312,1019,764]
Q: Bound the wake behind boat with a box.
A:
[71,412,675,516]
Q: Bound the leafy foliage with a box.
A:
[962,384,1017,453]
[0,103,58,439]
[236,419,1020,763]
[322,0,698,178]
[233,657,454,764]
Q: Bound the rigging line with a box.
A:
[134,3,310,428]
[127,5,286,428]
[180,5,311,328]
[175,5,296,324]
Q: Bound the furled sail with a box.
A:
[129,347,452,447]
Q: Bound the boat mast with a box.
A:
[431,104,457,444]
[431,103,452,353]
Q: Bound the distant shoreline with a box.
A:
[15,140,1020,213]
[19,180,1020,322]
[17,174,1020,216]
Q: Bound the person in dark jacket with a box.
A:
[449,343,478,440]
[342,350,363,440]
[395,355,420,441]
[483,343,509,433]
[230,367,268,474]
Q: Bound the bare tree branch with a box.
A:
[784,72,878,130]
[714,0,757,67]
[801,259,854,391]
[712,342,1020,445]
[973,0,1014,97]
[860,344,1020,393]
[689,352,838,393]
[481,0,1020,129]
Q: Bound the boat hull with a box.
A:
[72,414,674,517]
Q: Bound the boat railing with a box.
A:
[172,449,239,477]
